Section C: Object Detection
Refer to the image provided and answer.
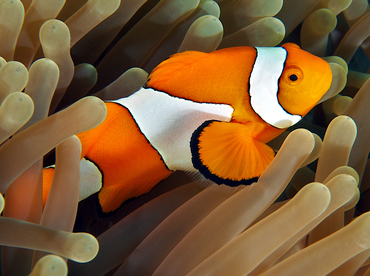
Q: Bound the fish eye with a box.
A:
[284,66,303,85]
[289,74,298,81]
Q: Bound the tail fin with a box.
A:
[42,166,55,207]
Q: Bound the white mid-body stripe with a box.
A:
[250,47,301,129]
[113,87,234,171]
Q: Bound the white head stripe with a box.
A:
[249,47,301,129]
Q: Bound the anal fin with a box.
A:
[191,120,275,186]
[98,177,161,213]
[98,185,130,213]
[98,173,171,213]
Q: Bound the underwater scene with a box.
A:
[0,0,369,275]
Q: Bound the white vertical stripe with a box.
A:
[113,87,234,171]
[80,158,102,201]
[250,47,301,129]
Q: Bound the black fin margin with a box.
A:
[190,120,258,187]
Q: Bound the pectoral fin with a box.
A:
[191,120,275,186]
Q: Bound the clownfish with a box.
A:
[43,43,332,213]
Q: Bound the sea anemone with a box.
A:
[0,0,369,275]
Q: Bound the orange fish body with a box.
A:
[43,43,332,213]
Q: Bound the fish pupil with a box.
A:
[289,74,298,81]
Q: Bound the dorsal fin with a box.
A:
[145,47,256,106]
[146,50,208,89]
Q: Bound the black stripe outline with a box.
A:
[112,88,235,172]
[144,85,231,107]
[111,101,172,172]
[84,156,104,188]
[248,46,298,128]
[276,46,293,115]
